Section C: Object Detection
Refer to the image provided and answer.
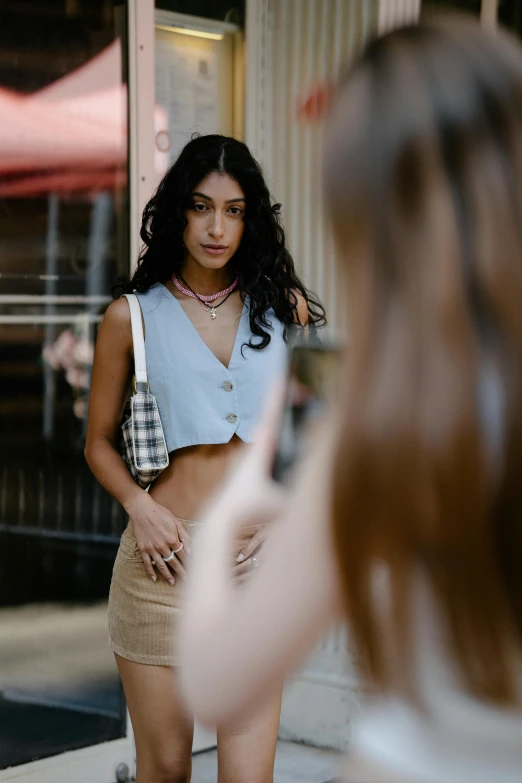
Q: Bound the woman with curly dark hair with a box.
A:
[85,134,325,783]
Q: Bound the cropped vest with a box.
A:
[135,283,288,454]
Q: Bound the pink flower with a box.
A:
[65,366,91,390]
[73,337,94,366]
[42,342,60,370]
[73,396,88,420]
[51,329,76,370]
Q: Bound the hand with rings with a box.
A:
[125,493,190,586]
[147,537,186,584]
[162,542,184,563]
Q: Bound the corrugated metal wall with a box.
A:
[378,0,421,33]
[245,0,424,336]
[246,0,380,337]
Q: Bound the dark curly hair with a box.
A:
[117,134,326,349]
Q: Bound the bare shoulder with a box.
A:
[96,298,132,353]
[103,297,131,327]
[100,298,132,335]
[290,289,309,326]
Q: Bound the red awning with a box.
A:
[0,40,152,197]
[0,168,122,198]
[0,85,126,176]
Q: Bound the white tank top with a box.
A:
[351,579,522,783]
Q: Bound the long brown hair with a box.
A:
[326,17,522,704]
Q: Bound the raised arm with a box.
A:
[179,408,342,725]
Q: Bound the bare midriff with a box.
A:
[149,435,246,521]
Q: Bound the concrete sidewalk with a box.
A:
[192,740,341,782]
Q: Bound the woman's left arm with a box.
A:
[179,401,342,725]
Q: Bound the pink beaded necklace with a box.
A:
[171,273,239,320]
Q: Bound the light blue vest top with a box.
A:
[136,283,288,454]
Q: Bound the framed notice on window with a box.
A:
[154,11,243,172]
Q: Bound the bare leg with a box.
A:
[216,687,283,783]
[115,654,194,783]
[343,753,407,782]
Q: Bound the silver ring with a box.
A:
[251,556,260,569]
[163,542,183,563]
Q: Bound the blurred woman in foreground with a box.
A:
[180,17,522,783]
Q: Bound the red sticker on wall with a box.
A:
[297,82,335,122]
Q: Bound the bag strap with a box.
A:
[123,294,148,390]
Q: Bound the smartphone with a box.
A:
[272,340,341,483]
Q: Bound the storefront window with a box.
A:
[0,0,128,768]
[499,0,522,36]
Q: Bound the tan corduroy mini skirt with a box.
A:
[108,519,259,666]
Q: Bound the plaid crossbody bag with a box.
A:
[120,294,169,488]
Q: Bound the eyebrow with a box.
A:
[192,191,246,204]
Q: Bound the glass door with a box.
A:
[0,1,134,781]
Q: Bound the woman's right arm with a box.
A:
[84,298,189,584]
[84,298,142,511]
